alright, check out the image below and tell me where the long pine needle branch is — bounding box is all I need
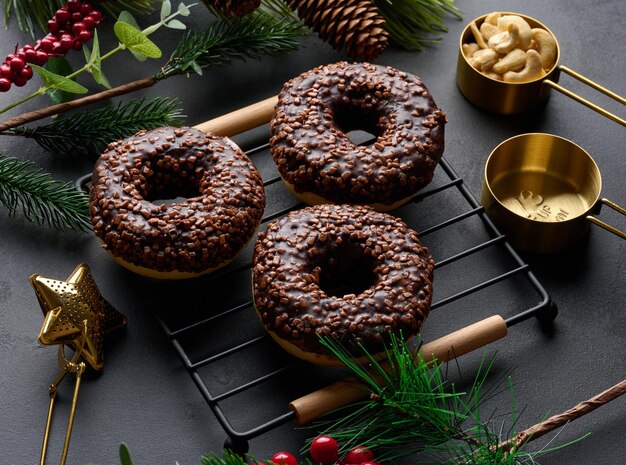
[11,98,185,157]
[0,153,89,230]
[160,9,307,78]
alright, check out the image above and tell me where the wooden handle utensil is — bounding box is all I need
[289,315,508,425]
[193,95,278,137]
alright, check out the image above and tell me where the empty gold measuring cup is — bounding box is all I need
[481,133,626,253]
[457,13,626,126]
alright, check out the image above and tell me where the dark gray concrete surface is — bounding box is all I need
[0,1,624,464]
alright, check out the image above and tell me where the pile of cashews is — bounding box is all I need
[463,12,557,82]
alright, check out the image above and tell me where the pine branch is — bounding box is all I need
[11,98,185,157]
[373,0,463,51]
[3,0,160,36]
[0,153,90,231]
[160,8,307,78]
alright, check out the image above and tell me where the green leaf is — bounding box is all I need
[191,61,203,76]
[178,3,191,16]
[44,57,74,104]
[117,11,148,62]
[166,19,186,30]
[119,443,133,465]
[114,21,162,58]
[31,64,88,94]
[87,31,111,89]
[160,0,172,20]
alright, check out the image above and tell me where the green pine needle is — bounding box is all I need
[12,98,185,157]
[160,8,306,79]
[373,0,463,51]
[311,334,581,464]
[0,152,89,231]
[3,0,160,36]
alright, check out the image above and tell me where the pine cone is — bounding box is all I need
[203,0,261,16]
[287,0,389,60]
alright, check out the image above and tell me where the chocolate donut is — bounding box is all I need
[270,62,446,211]
[252,204,434,365]
[90,127,266,279]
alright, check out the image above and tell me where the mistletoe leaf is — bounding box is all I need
[30,64,88,94]
[178,3,191,16]
[87,31,111,89]
[43,57,74,104]
[119,443,134,465]
[117,11,148,62]
[166,19,186,30]
[114,21,162,58]
[161,0,172,20]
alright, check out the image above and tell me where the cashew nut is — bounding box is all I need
[484,12,501,26]
[497,15,532,50]
[488,23,520,54]
[470,21,488,49]
[503,49,545,82]
[480,22,499,41]
[492,48,527,73]
[469,48,500,71]
[463,42,480,58]
[483,71,502,81]
[532,28,557,70]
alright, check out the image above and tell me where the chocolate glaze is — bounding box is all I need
[90,127,266,274]
[252,204,434,356]
[270,62,446,206]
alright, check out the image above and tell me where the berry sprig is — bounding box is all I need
[0,1,103,92]
[266,436,380,465]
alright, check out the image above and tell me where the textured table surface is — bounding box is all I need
[0,0,624,464]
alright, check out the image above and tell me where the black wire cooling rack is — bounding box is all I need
[79,134,557,453]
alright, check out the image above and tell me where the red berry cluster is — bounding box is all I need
[0,1,103,92]
[264,436,381,465]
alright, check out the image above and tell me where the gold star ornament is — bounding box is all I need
[30,263,127,370]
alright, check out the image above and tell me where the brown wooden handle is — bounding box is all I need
[193,95,278,137]
[288,315,508,425]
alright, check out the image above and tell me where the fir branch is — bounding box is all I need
[373,0,463,51]
[11,98,185,157]
[159,8,307,78]
[3,0,161,36]
[0,153,89,231]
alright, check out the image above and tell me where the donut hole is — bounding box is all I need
[318,240,377,298]
[139,159,203,204]
[331,100,383,146]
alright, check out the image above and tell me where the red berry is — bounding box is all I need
[16,50,26,60]
[359,462,379,465]
[71,11,83,22]
[5,53,16,62]
[13,76,28,87]
[48,18,60,33]
[24,49,37,63]
[73,40,83,50]
[310,436,339,465]
[345,447,375,465]
[19,66,33,80]
[89,10,103,22]
[72,22,86,34]
[40,36,56,53]
[9,57,25,71]
[52,41,63,53]
[35,51,49,65]
[55,8,71,23]
[271,452,298,465]
[82,16,96,30]
[78,30,93,42]
[67,0,81,12]
[0,65,12,78]
[0,78,11,92]
[80,3,93,15]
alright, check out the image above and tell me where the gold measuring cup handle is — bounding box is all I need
[586,198,626,240]
[544,66,626,127]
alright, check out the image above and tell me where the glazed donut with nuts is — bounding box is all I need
[270,62,446,211]
[252,203,435,365]
[90,127,266,279]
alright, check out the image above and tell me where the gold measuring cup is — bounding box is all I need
[457,13,626,126]
[481,133,626,253]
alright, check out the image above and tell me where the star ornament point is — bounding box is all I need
[30,263,127,370]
